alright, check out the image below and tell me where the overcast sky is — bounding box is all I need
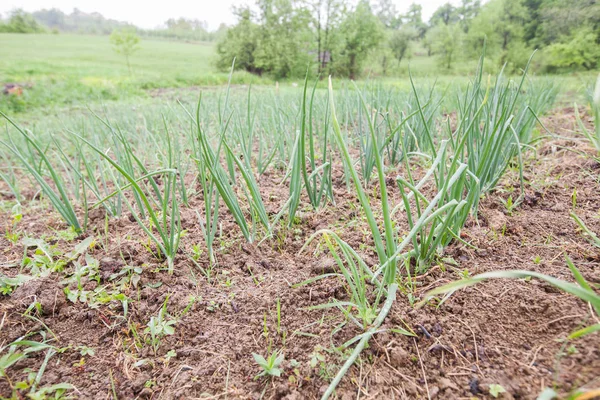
[2,0,464,30]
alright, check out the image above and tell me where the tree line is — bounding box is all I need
[216,0,600,78]
[0,8,224,42]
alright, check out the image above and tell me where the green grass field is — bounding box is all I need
[1,34,216,80]
[0,34,269,112]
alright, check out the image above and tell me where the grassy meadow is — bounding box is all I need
[0,34,269,112]
[0,32,599,399]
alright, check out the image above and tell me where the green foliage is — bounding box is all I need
[5,0,600,79]
[547,27,600,71]
[333,0,384,79]
[216,7,261,74]
[388,26,416,67]
[402,3,427,38]
[252,351,284,378]
[145,296,177,354]
[451,51,537,195]
[76,127,182,272]
[464,0,531,70]
[429,2,460,27]
[288,74,333,224]
[298,231,382,330]
[110,27,141,73]
[0,274,31,295]
[0,112,83,233]
[571,212,600,248]
[526,0,600,49]
[31,7,131,35]
[216,0,384,79]
[216,1,313,79]
[146,17,223,42]
[0,9,46,33]
[373,0,399,28]
[489,384,507,398]
[537,387,600,400]
[427,22,464,69]
[574,75,600,156]
[253,0,314,79]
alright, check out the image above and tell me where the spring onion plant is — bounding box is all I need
[297,230,383,330]
[314,77,481,400]
[184,92,270,243]
[0,111,82,233]
[0,155,21,203]
[574,74,600,157]
[189,116,220,268]
[289,74,333,225]
[571,212,600,248]
[395,141,479,272]
[452,51,534,196]
[75,133,181,273]
[513,78,558,145]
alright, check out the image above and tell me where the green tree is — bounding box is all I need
[159,18,212,41]
[403,3,427,38]
[215,7,261,74]
[373,0,399,28]
[307,0,346,74]
[427,22,463,69]
[253,0,313,78]
[430,3,459,26]
[457,0,480,32]
[0,9,45,33]
[389,26,416,67]
[532,0,600,47]
[110,28,140,74]
[465,0,530,69]
[547,27,600,71]
[32,8,132,35]
[334,0,383,79]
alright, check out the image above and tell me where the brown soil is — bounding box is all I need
[0,108,599,399]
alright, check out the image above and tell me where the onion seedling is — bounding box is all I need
[0,112,82,233]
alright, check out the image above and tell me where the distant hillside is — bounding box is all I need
[0,8,226,41]
[32,8,132,34]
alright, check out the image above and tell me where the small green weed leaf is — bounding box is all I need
[490,384,507,397]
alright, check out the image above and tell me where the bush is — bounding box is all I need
[0,9,46,33]
[547,28,600,71]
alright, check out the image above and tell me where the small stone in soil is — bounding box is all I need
[469,377,481,394]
